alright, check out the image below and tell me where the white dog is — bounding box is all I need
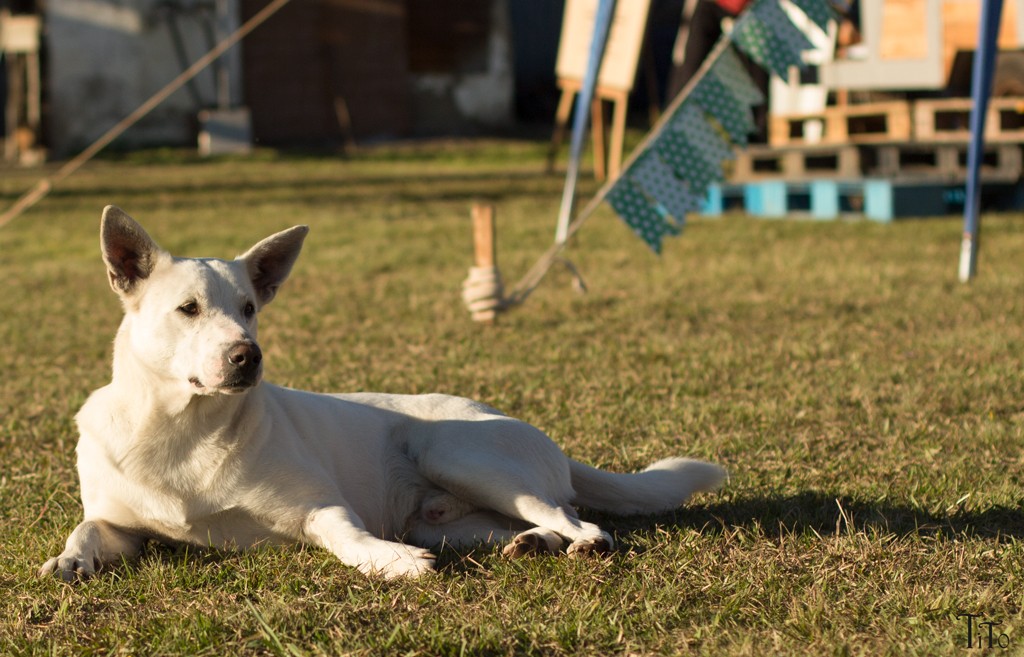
[39,206,726,581]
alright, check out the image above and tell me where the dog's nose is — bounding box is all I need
[226,341,262,370]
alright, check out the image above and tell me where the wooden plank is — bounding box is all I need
[471,203,497,269]
[556,0,652,93]
[770,102,912,146]
[836,101,912,143]
[733,144,862,181]
[914,97,1024,142]
[734,140,1021,182]
[468,203,500,324]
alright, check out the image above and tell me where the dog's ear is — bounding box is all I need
[238,225,309,306]
[101,206,164,296]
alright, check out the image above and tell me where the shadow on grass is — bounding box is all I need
[637,491,1024,541]
[64,491,1024,584]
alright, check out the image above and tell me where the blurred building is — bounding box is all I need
[7,0,533,156]
[3,0,684,158]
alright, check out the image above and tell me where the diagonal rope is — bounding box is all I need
[0,0,294,229]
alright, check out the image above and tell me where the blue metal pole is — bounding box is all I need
[555,0,617,244]
[959,0,1005,282]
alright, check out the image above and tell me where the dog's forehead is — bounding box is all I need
[154,256,254,301]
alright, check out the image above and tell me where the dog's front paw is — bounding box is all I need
[38,552,100,582]
[359,544,436,580]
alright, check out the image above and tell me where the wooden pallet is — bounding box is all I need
[731,142,1023,182]
[769,101,912,147]
[913,97,1024,143]
[733,144,861,180]
[703,178,1024,222]
[868,142,1023,179]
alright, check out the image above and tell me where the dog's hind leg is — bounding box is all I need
[409,419,611,556]
[39,519,145,581]
[410,496,611,557]
[405,510,564,556]
[507,497,613,557]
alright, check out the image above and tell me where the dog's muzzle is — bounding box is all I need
[222,340,263,390]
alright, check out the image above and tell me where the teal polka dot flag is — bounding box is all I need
[654,129,718,200]
[754,0,816,67]
[606,178,680,253]
[650,104,731,199]
[787,0,837,32]
[692,73,756,146]
[714,47,765,106]
[675,103,734,167]
[630,152,703,224]
[732,0,808,80]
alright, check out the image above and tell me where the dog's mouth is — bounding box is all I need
[220,377,259,394]
[189,375,260,395]
[188,376,213,394]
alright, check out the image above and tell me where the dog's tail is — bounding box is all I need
[569,457,727,516]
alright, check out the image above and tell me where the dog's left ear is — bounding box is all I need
[238,225,309,306]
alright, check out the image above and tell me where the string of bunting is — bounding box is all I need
[504,0,845,305]
[606,0,831,252]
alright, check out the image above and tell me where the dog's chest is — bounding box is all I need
[131,447,263,542]
[147,501,281,548]
[79,415,265,546]
[116,468,277,548]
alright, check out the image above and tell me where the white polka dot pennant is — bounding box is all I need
[732,0,810,81]
[787,0,837,32]
[692,72,756,146]
[656,103,733,198]
[713,47,766,107]
[606,177,681,253]
[629,151,703,225]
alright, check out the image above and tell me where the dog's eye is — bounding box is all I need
[178,302,200,317]
[243,302,256,319]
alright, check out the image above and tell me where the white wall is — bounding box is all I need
[46,0,242,155]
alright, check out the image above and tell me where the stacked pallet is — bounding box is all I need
[770,97,1024,147]
[768,100,912,146]
[706,96,1024,222]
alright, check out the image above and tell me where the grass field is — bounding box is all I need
[1,141,1022,656]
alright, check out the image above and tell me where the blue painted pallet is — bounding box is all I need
[702,179,1024,222]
